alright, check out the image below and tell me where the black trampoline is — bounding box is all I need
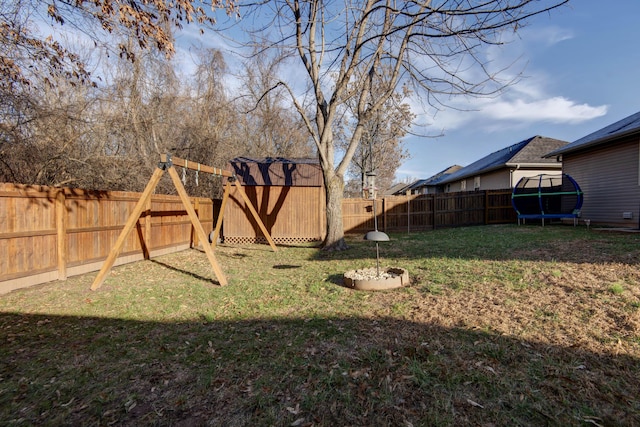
[511,173,583,225]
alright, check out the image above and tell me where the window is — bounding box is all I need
[474,176,481,190]
[460,180,466,190]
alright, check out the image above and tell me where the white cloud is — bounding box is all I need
[408,91,608,137]
[481,97,607,124]
[405,21,605,135]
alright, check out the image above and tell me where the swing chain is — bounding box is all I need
[182,159,188,185]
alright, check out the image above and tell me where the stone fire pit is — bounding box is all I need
[343,267,410,291]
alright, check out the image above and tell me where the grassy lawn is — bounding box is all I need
[1,224,639,426]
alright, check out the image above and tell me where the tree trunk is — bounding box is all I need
[322,171,349,251]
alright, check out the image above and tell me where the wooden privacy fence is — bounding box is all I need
[0,183,213,294]
[343,190,517,234]
[2,183,516,293]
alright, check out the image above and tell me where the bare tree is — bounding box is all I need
[343,69,414,197]
[235,50,315,159]
[220,0,569,250]
[178,48,243,198]
[0,65,103,186]
[94,44,242,197]
[1,0,237,194]
[1,0,235,92]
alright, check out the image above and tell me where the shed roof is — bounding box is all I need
[545,110,640,157]
[438,136,566,184]
[228,157,323,187]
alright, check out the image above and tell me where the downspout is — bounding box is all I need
[510,164,521,188]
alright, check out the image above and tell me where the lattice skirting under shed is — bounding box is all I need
[223,236,321,245]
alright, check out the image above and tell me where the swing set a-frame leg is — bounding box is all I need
[91,164,228,291]
[210,179,278,252]
[233,180,278,251]
[91,167,165,291]
[166,165,227,285]
[210,180,231,249]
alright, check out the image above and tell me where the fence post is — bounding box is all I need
[55,189,67,280]
[382,197,387,232]
[432,193,437,230]
[485,190,489,225]
[406,192,411,234]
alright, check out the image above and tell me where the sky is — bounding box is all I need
[395,0,640,181]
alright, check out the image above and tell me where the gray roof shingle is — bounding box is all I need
[438,136,567,184]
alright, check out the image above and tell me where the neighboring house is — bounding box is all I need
[385,165,463,196]
[544,111,640,227]
[436,136,568,192]
[405,165,464,194]
[384,182,413,196]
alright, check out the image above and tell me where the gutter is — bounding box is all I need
[505,162,562,168]
[545,128,640,158]
[509,164,520,188]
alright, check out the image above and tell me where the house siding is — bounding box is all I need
[509,168,563,189]
[478,170,510,190]
[563,137,640,226]
[444,168,562,192]
[446,181,464,192]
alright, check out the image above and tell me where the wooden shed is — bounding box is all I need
[222,157,326,245]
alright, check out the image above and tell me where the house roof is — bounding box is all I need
[437,136,567,184]
[421,165,464,186]
[401,165,464,191]
[385,165,464,195]
[406,179,429,190]
[384,182,413,195]
[545,110,640,158]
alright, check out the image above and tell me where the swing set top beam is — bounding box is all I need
[160,154,234,178]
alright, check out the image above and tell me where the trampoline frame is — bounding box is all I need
[511,174,583,226]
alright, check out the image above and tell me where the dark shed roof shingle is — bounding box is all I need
[228,157,323,186]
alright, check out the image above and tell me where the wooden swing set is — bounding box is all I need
[90,153,277,291]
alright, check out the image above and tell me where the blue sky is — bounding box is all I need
[396,0,640,181]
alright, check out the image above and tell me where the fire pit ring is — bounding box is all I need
[343,267,410,291]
